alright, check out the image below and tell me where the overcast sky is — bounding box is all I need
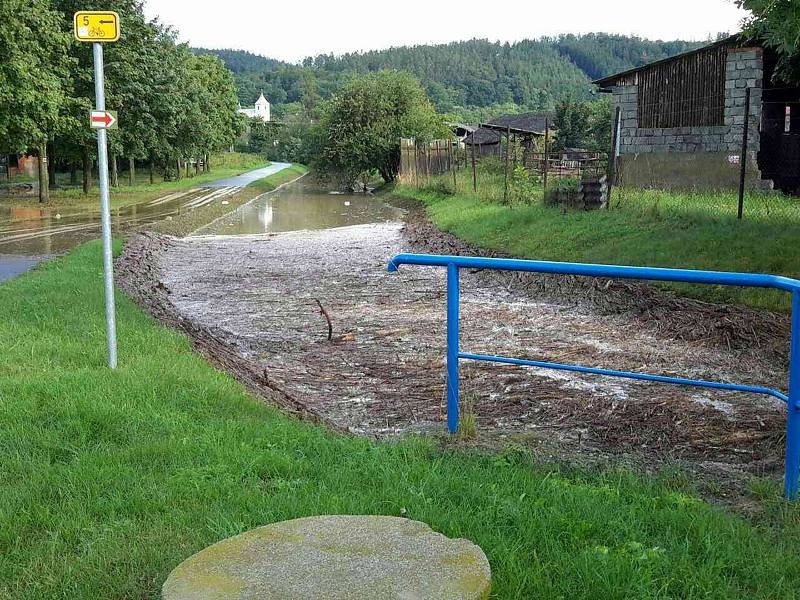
[143,0,748,63]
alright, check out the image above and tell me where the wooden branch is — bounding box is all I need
[314,298,333,341]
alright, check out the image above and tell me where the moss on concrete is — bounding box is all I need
[162,516,491,600]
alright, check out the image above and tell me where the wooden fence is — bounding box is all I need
[400,137,608,197]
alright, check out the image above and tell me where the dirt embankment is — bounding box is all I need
[117,204,792,494]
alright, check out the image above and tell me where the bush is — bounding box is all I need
[507,166,539,206]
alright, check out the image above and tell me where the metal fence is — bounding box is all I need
[388,252,800,500]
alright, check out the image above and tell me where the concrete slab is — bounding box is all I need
[162,515,491,600]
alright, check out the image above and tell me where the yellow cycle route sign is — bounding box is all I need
[73,11,120,43]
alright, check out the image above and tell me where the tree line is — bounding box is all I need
[1,0,243,201]
[205,34,711,119]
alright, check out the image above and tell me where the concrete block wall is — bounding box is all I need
[611,47,763,156]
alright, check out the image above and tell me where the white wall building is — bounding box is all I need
[238,93,271,122]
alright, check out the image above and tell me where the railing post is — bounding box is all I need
[785,291,800,499]
[447,263,460,434]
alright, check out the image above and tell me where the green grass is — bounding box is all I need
[1,153,268,210]
[394,168,800,312]
[2,242,800,598]
[150,163,308,237]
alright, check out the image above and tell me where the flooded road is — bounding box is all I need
[194,178,404,236]
[0,163,293,282]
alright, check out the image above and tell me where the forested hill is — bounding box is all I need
[552,34,707,81]
[190,48,286,74]
[194,34,709,113]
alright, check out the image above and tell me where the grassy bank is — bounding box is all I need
[1,153,268,210]
[393,168,800,312]
[1,243,800,598]
[150,163,308,237]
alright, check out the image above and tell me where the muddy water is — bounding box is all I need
[0,199,200,283]
[0,188,223,258]
[0,171,401,283]
[193,178,404,236]
[0,186,258,283]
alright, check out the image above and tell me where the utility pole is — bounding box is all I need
[75,11,120,369]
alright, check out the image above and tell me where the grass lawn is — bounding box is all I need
[1,243,800,598]
[1,153,268,211]
[149,163,308,237]
[392,168,800,312]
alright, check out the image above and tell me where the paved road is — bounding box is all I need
[206,162,291,188]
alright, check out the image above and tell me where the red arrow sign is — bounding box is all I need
[90,110,117,129]
[92,113,112,126]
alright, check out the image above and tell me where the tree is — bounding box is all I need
[0,0,71,201]
[738,0,800,83]
[45,0,244,187]
[184,53,245,159]
[314,71,448,184]
[553,97,612,152]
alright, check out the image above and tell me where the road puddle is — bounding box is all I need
[0,186,245,281]
[193,178,404,236]
[0,172,402,282]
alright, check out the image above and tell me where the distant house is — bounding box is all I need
[238,92,271,122]
[464,113,555,165]
[2,154,37,179]
[450,123,477,142]
[595,35,800,193]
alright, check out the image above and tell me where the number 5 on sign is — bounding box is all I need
[73,11,120,42]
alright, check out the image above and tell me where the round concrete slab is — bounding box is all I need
[162,515,491,600]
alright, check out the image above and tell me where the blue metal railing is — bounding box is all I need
[388,254,800,499]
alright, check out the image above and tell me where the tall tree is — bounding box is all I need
[314,71,449,184]
[553,97,613,152]
[0,0,71,201]
[738,0,800,83]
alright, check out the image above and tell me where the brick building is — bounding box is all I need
[594,36,800,194]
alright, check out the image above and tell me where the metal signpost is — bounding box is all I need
[74,11,121,369]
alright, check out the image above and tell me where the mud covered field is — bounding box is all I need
[118,206,793,493]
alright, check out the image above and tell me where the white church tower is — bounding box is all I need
[254,92,270,121]
[238,92,271,122]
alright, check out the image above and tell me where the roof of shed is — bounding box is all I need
[593,34,746,87]
[449,123,478,134]
[464,127,502,145]
[482,112,555,135]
